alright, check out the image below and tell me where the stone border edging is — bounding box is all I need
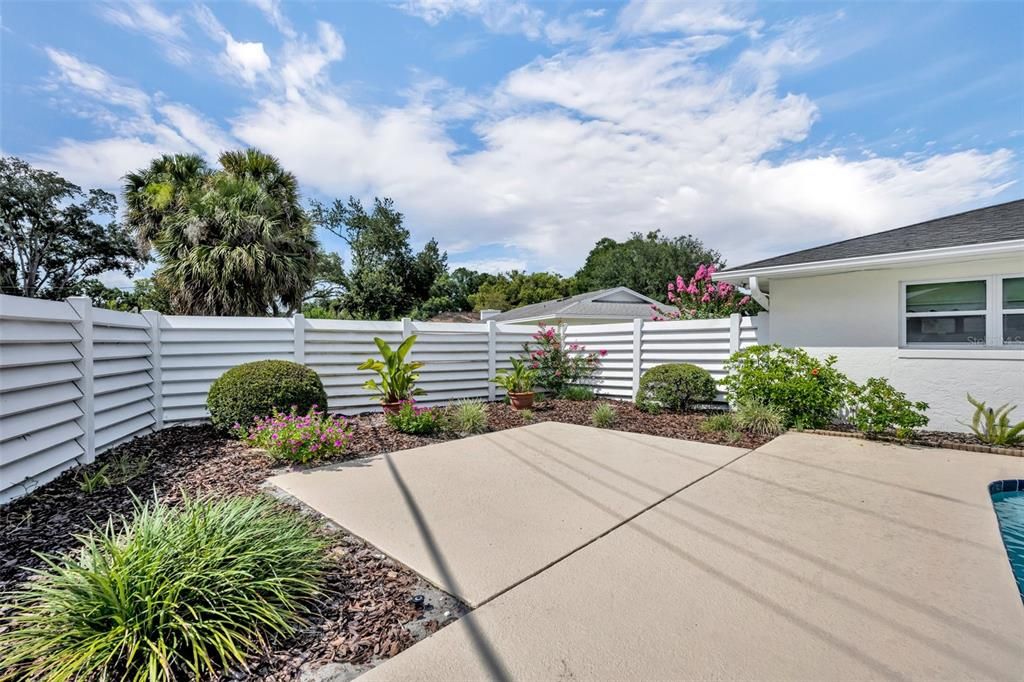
[805,429,1024,458]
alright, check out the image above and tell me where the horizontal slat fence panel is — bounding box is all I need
[1,290,765,504]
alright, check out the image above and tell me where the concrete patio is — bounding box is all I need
[270,425,1024,681]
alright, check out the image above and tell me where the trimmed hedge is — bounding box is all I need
[207,360,327,432]
[636,363,716,412]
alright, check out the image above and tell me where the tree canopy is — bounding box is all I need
[123,149,318,316]
[468,271,575,312]
[573,230,721,301]
[0,156,142,299]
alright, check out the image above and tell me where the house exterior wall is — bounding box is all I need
[767,255,1024,431]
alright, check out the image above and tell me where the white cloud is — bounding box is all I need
[223,35,272,84]
[279,22,345,99]
[98,1,190,64]
[44,48,150,112]
[618,0,758,36]
[400,0,545,39]
[449,257,529,274]
[246,0,296,38]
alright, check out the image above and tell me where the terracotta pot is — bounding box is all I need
[381,401,405,415]
[508,392,535,410]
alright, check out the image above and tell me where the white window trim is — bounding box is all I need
[899,274,1024,350]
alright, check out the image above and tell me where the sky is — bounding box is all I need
[2,0,1022,286]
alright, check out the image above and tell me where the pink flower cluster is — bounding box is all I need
[525,323,605,395]
[236,405,351,464]
[652,263,756,321]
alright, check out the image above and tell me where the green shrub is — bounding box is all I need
[491,357,537,393]
[561,385,596,401]
[963,394,1024,446]
[850,378,929,439]
[519,408,534,422]
[358,336,425,404]
[722,345,853,429]
[636,363,716,413]
[591,403,617,428]
[447,400,489,435]
[207,360,327,433]
[0,495,328,682]
[700,412,738,433]
[735,401,786,437]
[386,401,444,435]
[241,406,352,463]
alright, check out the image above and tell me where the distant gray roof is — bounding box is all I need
[491,287,656,322]
[722,199,1024,273]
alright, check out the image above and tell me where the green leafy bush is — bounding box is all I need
[386,401,444,435]
[358,336,425,404]
[700,412,738,433]
[636,363,716,412]
[735,401,786,437]
[591,402,617,428]
[0,495,328,682]
[447,400,488,435]
[207,360,327,433]
[240,406,352,463]
[963,394,1024,446]
[722,345,853,429]
[491,357,537,393]
[849,378,929,439]
[561,385,596,401]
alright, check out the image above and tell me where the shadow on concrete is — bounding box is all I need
[384,454,511,682]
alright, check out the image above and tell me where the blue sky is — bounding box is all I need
[2,0,1021,284]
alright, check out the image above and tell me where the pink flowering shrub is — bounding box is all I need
[236,405,351,464]
[385,400,444,435]
[525,323,606,397]
[652,263,760,321]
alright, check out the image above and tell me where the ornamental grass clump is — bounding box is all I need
[0,495,329,682]
[447,399,489,436]
[239,405,351,463]
[591,402,618,428]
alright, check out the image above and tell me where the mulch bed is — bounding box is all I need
[807,424,1024,457]
[0,399,765,679]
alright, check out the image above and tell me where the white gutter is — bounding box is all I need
[713,238,1024,283]
[748,276,770,310]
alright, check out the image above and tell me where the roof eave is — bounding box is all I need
[714,239,1024,284]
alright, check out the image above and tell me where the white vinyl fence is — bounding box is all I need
[0,292,765,503]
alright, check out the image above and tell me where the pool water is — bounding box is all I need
[991,481,1024,600]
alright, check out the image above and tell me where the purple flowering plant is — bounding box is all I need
[234,404,351,464]
[385,399,444,435]
[652,263,760,321]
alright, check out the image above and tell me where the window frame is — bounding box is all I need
[899,274,1024,349]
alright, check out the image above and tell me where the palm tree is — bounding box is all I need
[123,149,318,316]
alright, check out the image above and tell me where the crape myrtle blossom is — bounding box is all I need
[652,263,759,321]
[524,323,605,396]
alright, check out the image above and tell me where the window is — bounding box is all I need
[901,275,1024,348]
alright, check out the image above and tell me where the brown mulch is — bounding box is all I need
[486,398,775,450]
[0,399,766,679]
[807,424,1024,457]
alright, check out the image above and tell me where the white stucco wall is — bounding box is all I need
[767,255,1024,432]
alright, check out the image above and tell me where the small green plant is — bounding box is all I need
[359,336,426,404]
[963,394,1024,446]
[76,464,110,493]
[850,378,929,439]
[591,402,617,428]
[491,357,537,394]
[722,345,855,429]
[386,401,444,435]
[561,385,595,401]
[700,412,738,433]
[636,363,717,413]
[107,451,150,484]
[519,408,534,422]
[735,401,786,437]
[724,430,744,444]
[207,360,327,433]
[447,400,489,435]
[239,406,352,463]
[0,495,328,682]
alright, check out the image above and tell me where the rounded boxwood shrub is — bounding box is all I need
[721,345,854,429]
[207,359,327,432]
[0,495,329,681]
[636,363,717,412]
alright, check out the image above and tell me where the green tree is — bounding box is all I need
[1,156,143,299]
[83,275,173,313]
[309,196,446,320]
[124,149,318,316]
[573,230,721,301]
[412,267,496,319]
[468,271,574,311]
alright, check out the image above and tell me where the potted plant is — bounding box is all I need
[492,357,538,410]
[358,336,425,413]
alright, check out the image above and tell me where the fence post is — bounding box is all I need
[487,320,497,401]
[631,318,643,399]
[293,313,306,365]
[68,297,95,464]
[729,313,741,355]
[142,310,164,431]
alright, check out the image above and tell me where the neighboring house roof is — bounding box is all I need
[426,311,478,323]
[718,199,1024,281]
[491,287,659,323]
